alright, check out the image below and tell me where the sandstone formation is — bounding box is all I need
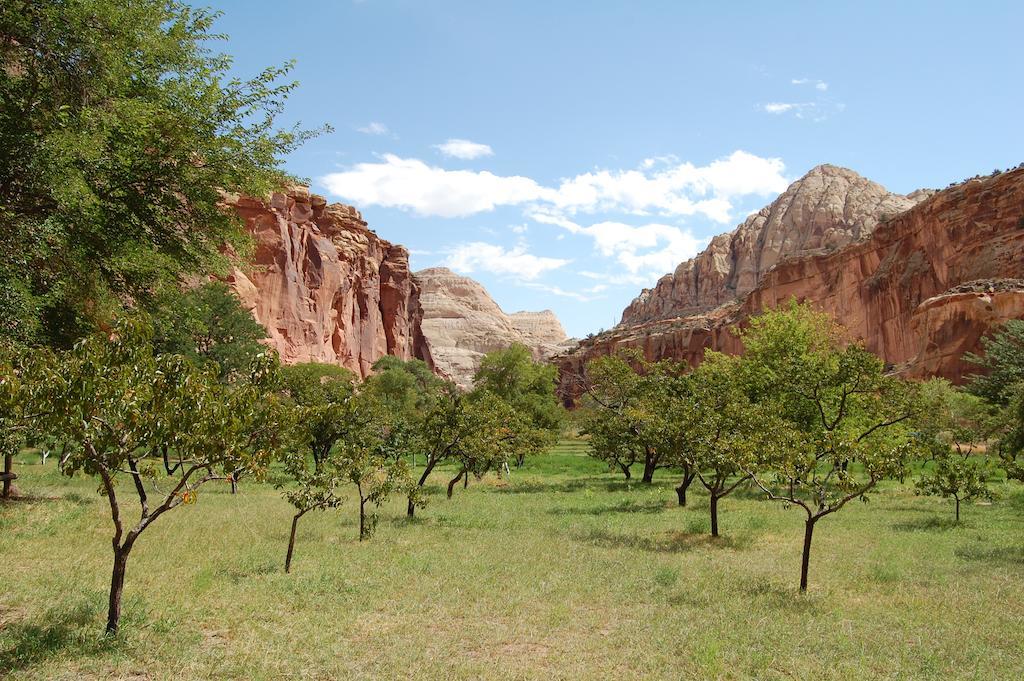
[559,167,1024,400]
[621,164,924,324]
[414,267,570,388]
[225,188,431,378]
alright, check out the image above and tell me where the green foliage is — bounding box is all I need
[333,393,418,540]
[0,0,321,347]
[27,315,287,631]
[151,281,268,382]
[473,343,563,464]
[965,320,1024,405]
[279,362,356,473]
[579,350,675,482]
[916,453,995,521]
[737,301,922,590]
[365,355,447,418]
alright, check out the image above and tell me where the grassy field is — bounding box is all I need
[2,440,1023,680]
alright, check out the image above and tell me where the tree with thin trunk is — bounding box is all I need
[41,318,285,634]
[738,302,921,592]
[336,393,418,540]
[681,354,781,537]
[0,347,54,499]
[580,351,671,483]
[914,379,997,522]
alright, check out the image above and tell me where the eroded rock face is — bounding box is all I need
[414,268,570,388]
[559,167,1024,400]
[225,188,431,378]
[621,165,924,323]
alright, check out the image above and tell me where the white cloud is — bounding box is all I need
[760,101,842,121]
[321,150,788,222]
[434,138,494,160]
[763,102,799,114]
[321,154,546,218]
[532,213,707,277]
[523,282,607,302]
[791,78,828,91]
[510,224,528,234]
[443,241,569,280]
[356,121,390,135]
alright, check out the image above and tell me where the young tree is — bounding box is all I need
[739,302,921,592]
[965,320,1024,405]
[913,380,997,521]
[580,351,668,483]
[0,346,53,498]
[335,393,418,540]
[473,344,562,466]
[681,354,775,537]
[40,318,286,634]
[280,363,356,472]
[0,0,320,347]
[152,282,269,383]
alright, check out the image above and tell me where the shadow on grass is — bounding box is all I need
[573,528,752,553]
[891,515,962,532]
[495,477,673,495]
[738,577,822,612]
[0,594,125,675]
[954,544,1024,566]
[548,498,667,517]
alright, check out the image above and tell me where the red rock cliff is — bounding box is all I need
[224,187,432,378]
[559,167,1024,399]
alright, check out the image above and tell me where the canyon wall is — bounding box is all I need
[415,267,571,389]
[559,167,1024,399]
[224,187,431,378]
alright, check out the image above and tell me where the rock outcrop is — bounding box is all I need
[621,165,924,324]
[225,188,431,378]
[559,166,1024,400]
[414,267,570,388]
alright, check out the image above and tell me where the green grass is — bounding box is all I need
[2,441,1023,679]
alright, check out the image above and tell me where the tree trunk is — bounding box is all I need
[409,458,439,518]
[710,494,719,537]
[285,512,301,573]
[447,469,465,499]
[799,518,815,592]
[463,471,469,489]
[619,462,631,480]
[955,496,960,522]
[106,548,129,635]
[230,476,238,495]
[2,452,13,499]
[675,471,695,507]
[641,451,656,484]
[359,497,366,541]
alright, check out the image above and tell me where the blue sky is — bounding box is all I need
[207,0,1023,337]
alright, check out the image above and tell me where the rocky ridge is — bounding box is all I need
[224,187,431,378]
[621,164,925,324]
[558,166,1024,400]
[414,267,571,388]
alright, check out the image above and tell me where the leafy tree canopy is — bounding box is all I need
[0,0,320,347]
[965,320,1024,405]
[151,281,268,382]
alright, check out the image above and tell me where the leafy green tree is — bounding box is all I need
[916,452,995,522]
[739,302,921,592]
[335,393,418,540]
[0,346,54,498]
[37,317,286,633]
[580,351,669,483]
[366,355,446,417]
[0,0,319,347]
[152,282,268,382]
[965,320,1024,405]
[995,387,1024,483]
[912,379,998,521]
[280,363,356,472]
[473,343,562,466]
[442,392,540,499]
[681,354,777,537]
